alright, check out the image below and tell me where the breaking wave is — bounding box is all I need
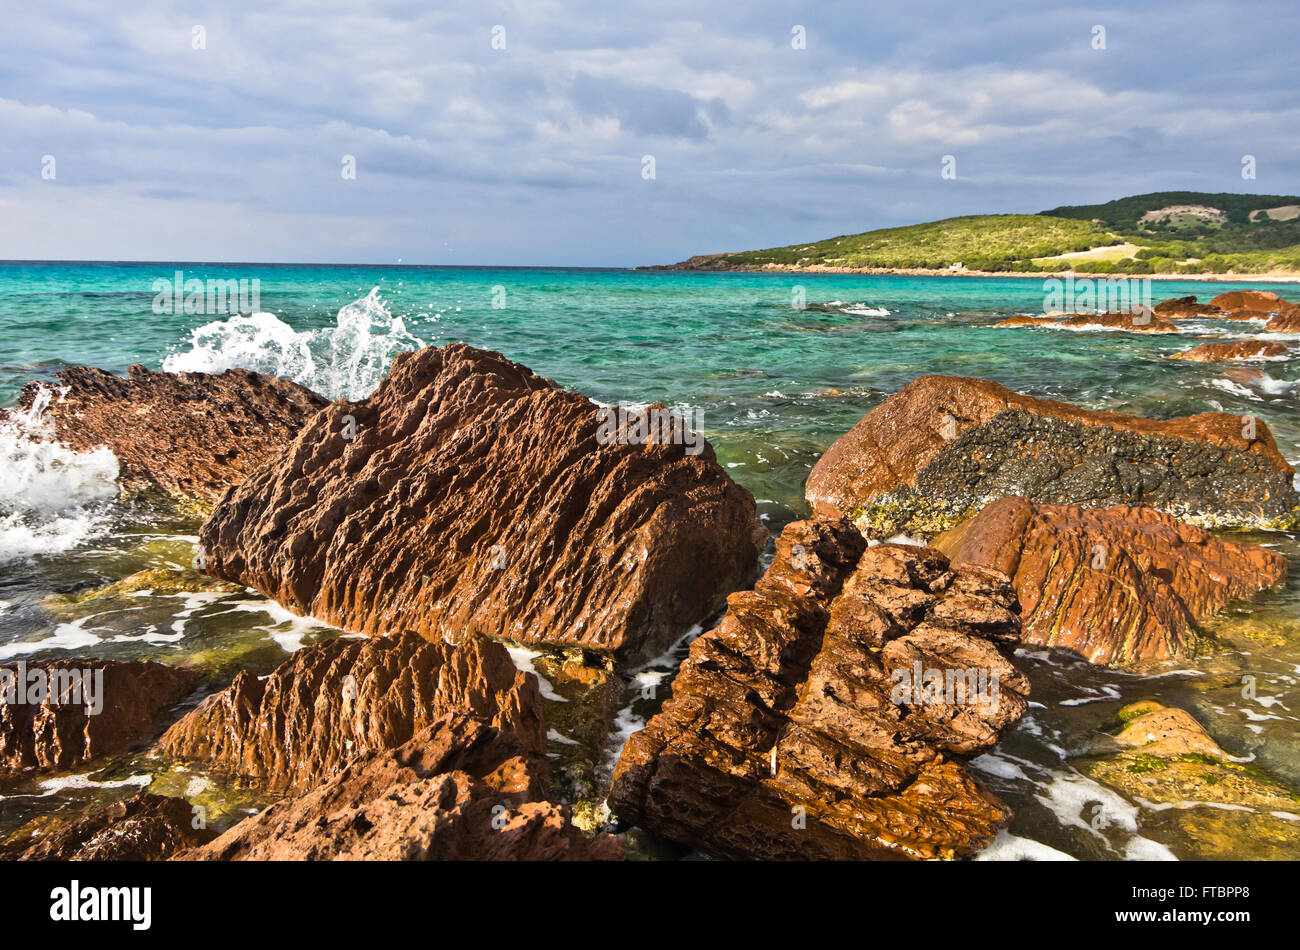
[163,288,426,401]
[0,386,120,564]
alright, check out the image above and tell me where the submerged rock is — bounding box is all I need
[608,520,1028,860]
[1079,701,1300,860]
[805,375,1299,537]
[0,659,198,773]
[197,343,765,664]
[12,364,328,502]
[992,312,1178,333]
[1170,340,1288,362]
[176,713,622,861]
[934,498,1286,666]
[5,793,214,861]
[158,632,545,794]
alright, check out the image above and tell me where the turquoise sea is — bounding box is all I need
[2,262,1299,858]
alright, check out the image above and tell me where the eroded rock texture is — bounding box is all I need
[805,375,1298,536]
[934,497,1287,665]
[198,343,765,663]
[0,659,198,773]
[177,713,622,861]
[608,520,1028,860]
[158,632,544,793]
[13,365,327,502]
[6,793,214,861]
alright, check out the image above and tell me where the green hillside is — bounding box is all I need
[677,192,1300,275]
[709,214,1117,272]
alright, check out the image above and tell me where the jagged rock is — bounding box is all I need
[176,713,622,861]
[608,520,1028,860]
[10,365,327,502]
[0,659,198,773]
[993,312,1178,333]
[1209,290,1289,315]
[5,793,214,860]
[1265,303,1300,333]
[933,497,1287,665]
[1170,340,1288,362]
[197,343,765,664]
[158,632,545,793]
[805,375,1298,537]
[1154,295,1224,319]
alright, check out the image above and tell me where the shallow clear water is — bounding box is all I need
[1,262,1297,858]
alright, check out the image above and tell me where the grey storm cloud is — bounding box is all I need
[568,73,729,141]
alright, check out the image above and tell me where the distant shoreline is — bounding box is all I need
[638,261,1300,283]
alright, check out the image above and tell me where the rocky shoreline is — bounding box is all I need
[3,291,1299,861]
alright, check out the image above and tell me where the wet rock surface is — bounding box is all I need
[198,343,765,664]
[0,659,198,773]
[934,497,1287,665]
[4,793,214,861]
[1209,289,1289,315]
[608,519,1028,860]
[158,632,545,793]
[1154,295,1224,319]
[13,364,328,502]
[177,713,622,861]
[805,375,1298,537]
[1171,340,1289,362]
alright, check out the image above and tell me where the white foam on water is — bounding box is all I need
[0,615,105,659]
[505,645,567,702]
[0,386,120,564]
[222,596,335,653]
[975,829,1076,861]
[163,288,426,401]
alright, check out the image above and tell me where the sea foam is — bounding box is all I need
[163,288,426,401]
[0,386,119,564]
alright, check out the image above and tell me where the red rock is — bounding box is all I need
[1154,296,1224,319]
[158,632,544,793]
[5,793,214,861]
[1058,311,1178,333]
[805,375,1298,536]
[1209,290,1289,315]
[176,713,622,861]
[933,497,1287,665]
[992,315,1064,328]
[1265,303,1300,333]
[10,365,327,502]
[197,343,765,664]
[608,520,1027,860]
[1171,340,1289,362]
[0,659,198,773]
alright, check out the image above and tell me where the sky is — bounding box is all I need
[1,0,1297,266]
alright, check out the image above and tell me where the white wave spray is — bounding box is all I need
[0,386,120,564]
[162,288,426,401]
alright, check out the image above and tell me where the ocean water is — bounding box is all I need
[2,261,1299,858]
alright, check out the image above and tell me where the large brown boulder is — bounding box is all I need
[176,713,622,861]
[805,375,1298,537]
[933,497,1287,665]
[1170,340,1289,362]
[608,520,1028,860]
[11,365,327,502]
[196,343,765,664]
[1058,311,1178,333]
[5,793,214,861]
[0,659,198,773]
[1209,290,1288,315]
[158,632,544,793]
